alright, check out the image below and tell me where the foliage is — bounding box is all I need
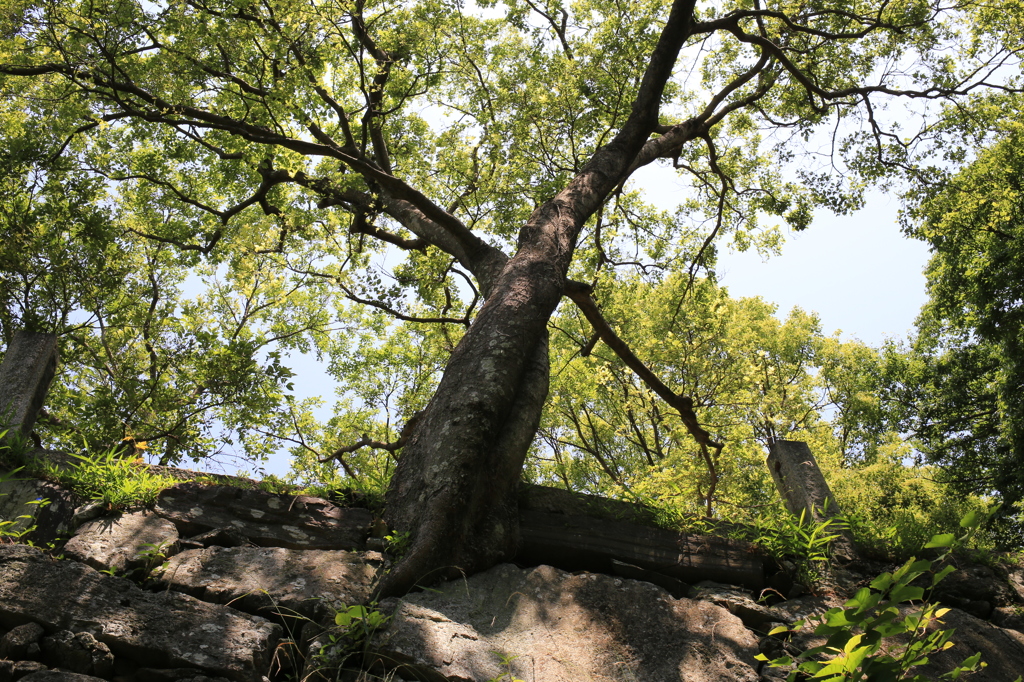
[758,510,1010,682]
[487,653,525,682]
[314,603,392,676]
[34,446,180,508]
[536,273,874,509]
[748,508,845,585]
[881,121,1024,540]
[0,0,1020,576]
[828,445,993,558]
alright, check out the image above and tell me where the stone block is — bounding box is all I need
[64,511,179,576]
[370,562,761,682]
[40,631,114,678]
[0,622,44,660]
[156,546,381,621]
[518,509,765,590]
[5,660,47,682]
[154,483,371,550]
[766,440,857,561]
[20,673,107,682]
[0,544,280,682]
[0,331,59,446]
[0,477,79,546]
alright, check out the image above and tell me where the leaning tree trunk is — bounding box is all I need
[375,0,697,599]
[377,249,560,598]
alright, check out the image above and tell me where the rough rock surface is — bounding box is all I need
[690,581,793,631]
[40,631,114,678]
[157,546,381,620]
[64,512,180,575]
[0,544,280,682]
[20,673,108,682]
[1,659,48,681]
[372,563,761,682]
[0,475,80,545]
[1007,566,1024,603]
[919,607,1024,681]
[932,564,1014,619]
[154,483,372,550]
[0,622,45,660]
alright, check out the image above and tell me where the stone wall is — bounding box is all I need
[3,475,1024,682]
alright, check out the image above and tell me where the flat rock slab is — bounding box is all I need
[918,607,1024,681]
[372,563,760,682]
[19,672,108,682]
[155,483,372,550]
[64,511,179,574]
[0,544,280,682]
[157,546,382,621]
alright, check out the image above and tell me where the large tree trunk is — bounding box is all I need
[375,0,697,599]
[378,253,558,597]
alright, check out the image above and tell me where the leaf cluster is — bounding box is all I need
[758,510,1005,682]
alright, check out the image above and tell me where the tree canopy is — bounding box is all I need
[1,0,1021,592]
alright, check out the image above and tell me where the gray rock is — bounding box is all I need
[0,544,280,682]
[154,483,371,550]
[933,564,1014,609]
[40,631,113,678]
[691,581,793,631]
[0,661,42,682]
[917,607,1024,681]
[0,476,79,545]
[156,546,382,621]
[135,669,231,682]
[19,673,107,682]
[1006,566,1024,603]
[371,563,761,682]
[992,605,1024,631]
[0,330,58,446]
[5,661,47,682]
[69,502,107,530]
[64,512,179,575]
[0,622,45,659]
[186,528,248,548]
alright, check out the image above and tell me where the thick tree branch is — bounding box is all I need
[563,280,722,451]
[320,410,423,462]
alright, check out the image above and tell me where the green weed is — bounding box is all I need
[759,508,1021,682]
[39,445,179,508]
[487,653,525,682]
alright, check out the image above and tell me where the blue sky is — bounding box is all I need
[716,189,931,347]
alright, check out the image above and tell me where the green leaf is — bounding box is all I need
[959,510,984,529]
[924,533,956,549]
[932,564,957,587]
[890,585,926,603]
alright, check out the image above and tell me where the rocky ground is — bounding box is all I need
[3,474,1024,682]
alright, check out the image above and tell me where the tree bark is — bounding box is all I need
[375,0,697,599]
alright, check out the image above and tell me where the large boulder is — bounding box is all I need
[156,546,382,621]
[154,483,372,550]
[63,511,179,575]
[919,606,1024,681]
[0,544,280,682]
[369,563,761,682]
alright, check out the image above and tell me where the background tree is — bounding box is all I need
[0,0,1019,595]
[875,116,1024,541]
